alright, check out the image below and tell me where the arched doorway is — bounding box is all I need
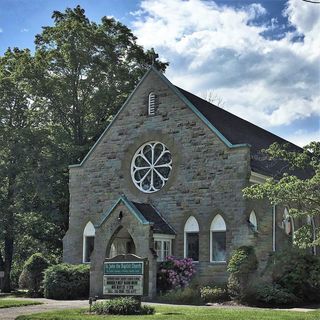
[106,226,136,258]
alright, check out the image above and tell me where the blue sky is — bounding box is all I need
[0,0,319,146]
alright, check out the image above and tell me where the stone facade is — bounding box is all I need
[63,68,307,298]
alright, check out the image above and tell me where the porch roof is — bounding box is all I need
[131,201,176,235]
[97,195,176,236]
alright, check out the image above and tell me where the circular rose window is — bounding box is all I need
[131,141,172,193]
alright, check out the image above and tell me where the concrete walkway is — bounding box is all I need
[0,298,319,320]
[0,298,88,320]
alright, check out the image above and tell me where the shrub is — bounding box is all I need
[200,285,228,303]
[227,246,258,302]
[18,269,29,290]
[43,263,90,300]
[18,253,49,297]
[227,274,241,299]
[157,256,196,292]
[241,248,320,306]
[227,246,258,275]
[158,287,201,305]
[92,297,154,315]
[254,283,300,305]
[267,248,320,303]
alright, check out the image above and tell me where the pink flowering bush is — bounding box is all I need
[157,256,196,292]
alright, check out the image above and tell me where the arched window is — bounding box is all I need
[283,207,294,236]
[184,216,199,261]
[249,210,258,232]
[148,92,156,115]
[210,214,226,262]
[83,221,95,263]
[307,216,317,255]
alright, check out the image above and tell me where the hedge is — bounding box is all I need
[92,297,155,315]
[43,263,90,300]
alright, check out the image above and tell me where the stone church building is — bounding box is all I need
[63,67,316,298]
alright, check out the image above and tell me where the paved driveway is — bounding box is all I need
[0,298,88,320]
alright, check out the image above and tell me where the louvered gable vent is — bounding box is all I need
[148,92,156,115]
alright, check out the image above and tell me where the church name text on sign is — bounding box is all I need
[103,261,144,296]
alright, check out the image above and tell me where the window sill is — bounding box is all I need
[83,261,91,264]
[210,261,227,265]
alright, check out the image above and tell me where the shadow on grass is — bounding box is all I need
[162,312,184,315]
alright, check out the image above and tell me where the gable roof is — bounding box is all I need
[97,195,150,227]
[97,195,175,235]
[131,202,176,235]
[69,66,249,169]
[70,66,306,178]
[175,87,308,178]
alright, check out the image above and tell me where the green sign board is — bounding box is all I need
[104,262,143,276]
[103,255,148,296]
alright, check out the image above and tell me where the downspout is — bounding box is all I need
[272,204,276,252]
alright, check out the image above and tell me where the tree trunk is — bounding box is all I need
[2,171,16,293]
[0,251,4,270]
[3,236,14,292]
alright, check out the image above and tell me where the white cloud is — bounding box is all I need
[0,28,3,33]
[285,129,320,147]
[20,28,29,33]
[284,0,320,35]
[132,0,320,145]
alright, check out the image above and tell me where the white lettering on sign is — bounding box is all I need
[103,275,143,295]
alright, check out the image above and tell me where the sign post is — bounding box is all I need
[103,254,148,297]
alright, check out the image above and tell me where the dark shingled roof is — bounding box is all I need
[176,86,310,178]
[131,202,176,235]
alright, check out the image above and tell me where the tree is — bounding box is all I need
[0,48,47,291]
[243,141,320,249]
[0,6,168,291]
[32,5,168,234]
[33,5,167,160]
[204,90,227,109]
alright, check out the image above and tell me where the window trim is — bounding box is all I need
[83,221,95,263]
[153,234,175,262]
[131,141,172,193]
[249,210,258,232]
[210,214,227,263]
[283,207,295,237]
[184,216,200,262]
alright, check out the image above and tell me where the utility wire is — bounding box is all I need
[301,0,320,4]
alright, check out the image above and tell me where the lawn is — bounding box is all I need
[16,305,320,320]
[0,299,42,309]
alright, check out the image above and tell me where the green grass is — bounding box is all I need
[0,299,42,308]
[16,305,320,320]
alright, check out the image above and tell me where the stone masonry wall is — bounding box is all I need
[63,69,263,291]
